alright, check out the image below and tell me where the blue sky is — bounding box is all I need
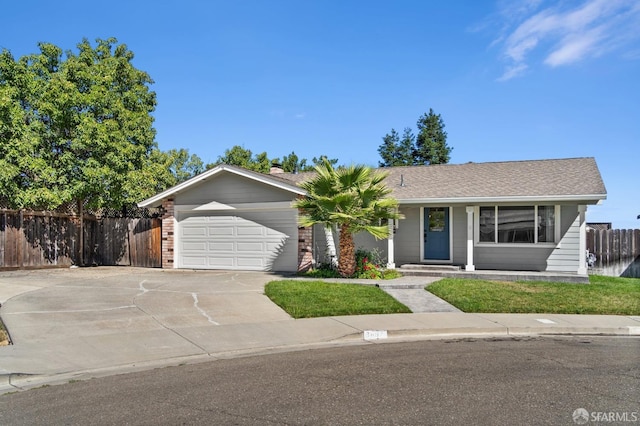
[2,0,639,228]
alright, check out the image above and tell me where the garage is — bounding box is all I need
[138,164,307,272]
[177,209,298,271]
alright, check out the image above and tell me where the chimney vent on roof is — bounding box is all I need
[400,174,405,187]
[270,164,284,174]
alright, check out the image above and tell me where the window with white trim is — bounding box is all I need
[478,205,557,244]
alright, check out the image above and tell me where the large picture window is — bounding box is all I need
[478,205,556,244]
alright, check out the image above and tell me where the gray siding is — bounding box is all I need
[310,203,584,273]
[451,206,467,265]
[175,172,296,206]
[312,224,335,266]
[474,246,552,271]
[473,204,580,272]
[312,225,389,265]
[545,205,580,272]
[394,206,422,264]
[393,206,466,265]
[353,232,387,260]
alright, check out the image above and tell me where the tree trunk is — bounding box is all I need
[324,225,337,268]
[337,223,356,277]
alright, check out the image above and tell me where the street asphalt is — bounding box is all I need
[0,267,638,394]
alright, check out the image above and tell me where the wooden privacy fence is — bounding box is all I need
[0,210,161,269]
[586,228,640,277]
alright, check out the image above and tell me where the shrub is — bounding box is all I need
[302,264,341,279]
[302,248,400,280]
[355,248,383,279]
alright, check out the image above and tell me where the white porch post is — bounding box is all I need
[465,206,475,271]
[577,205,587,275]
[387,219,395,269]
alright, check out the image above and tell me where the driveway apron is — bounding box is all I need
[0,268,293,375]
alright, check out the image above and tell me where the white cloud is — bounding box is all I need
[544,27,603,66]
[497,63,528,81]
[489,0,640,80]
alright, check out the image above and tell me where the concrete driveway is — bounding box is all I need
[0,267,318,375]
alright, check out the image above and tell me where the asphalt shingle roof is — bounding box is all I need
[277,157,606,202]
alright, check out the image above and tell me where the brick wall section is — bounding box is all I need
[161,198,175,268]
[297,226,313,272]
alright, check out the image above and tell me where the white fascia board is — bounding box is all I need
[397,194,607,205]
[138,164,306,208]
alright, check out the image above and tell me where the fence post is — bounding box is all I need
[78,200,84,266]
[18,209,24,268]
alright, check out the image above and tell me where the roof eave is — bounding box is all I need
[397,194,607,205]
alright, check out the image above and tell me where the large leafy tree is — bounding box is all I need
[212,146,340,174]
[153,148,205,184]
[277,151,338,173]
[279,151,308,173]
[0,38,170,210]
[378,109,452,167]
[209,145,271,173]
[293,159,402,277]
[166,148,205,184]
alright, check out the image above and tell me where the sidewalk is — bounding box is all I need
[0,270,639,394]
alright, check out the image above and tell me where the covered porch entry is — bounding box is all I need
[385,204,590,276]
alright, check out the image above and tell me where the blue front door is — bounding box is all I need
[424,207,450,261]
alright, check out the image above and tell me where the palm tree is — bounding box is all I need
[293,159,403,277]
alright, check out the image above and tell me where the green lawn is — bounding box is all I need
[265,280,411,319]
[427,275,640,315]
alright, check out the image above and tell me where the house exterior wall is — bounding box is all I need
[161,198,175,269]
[451,206,467,264]
[545,205,580,272]
[390,205,467,265]
[174,173,295,206]
[311,224,327,265]
[473,204,579,271]
[170,172,302,272]
[297,226,313,272]
[353,231,387,259]
[394,206,421,265]
[473,244,551,270]
[347,203,583,273]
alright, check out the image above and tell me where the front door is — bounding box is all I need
[424,207,450,261]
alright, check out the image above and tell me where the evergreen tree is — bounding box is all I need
[378,129,400,167]
[377,108,452,167]
[414,108,452,165]
[397,128,416,165]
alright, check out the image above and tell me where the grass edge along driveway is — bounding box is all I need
[427,275,640,315]
[265,280,411,319]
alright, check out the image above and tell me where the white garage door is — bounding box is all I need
[178,210,298,271]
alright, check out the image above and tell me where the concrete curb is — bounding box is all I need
[1,318,638,395]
